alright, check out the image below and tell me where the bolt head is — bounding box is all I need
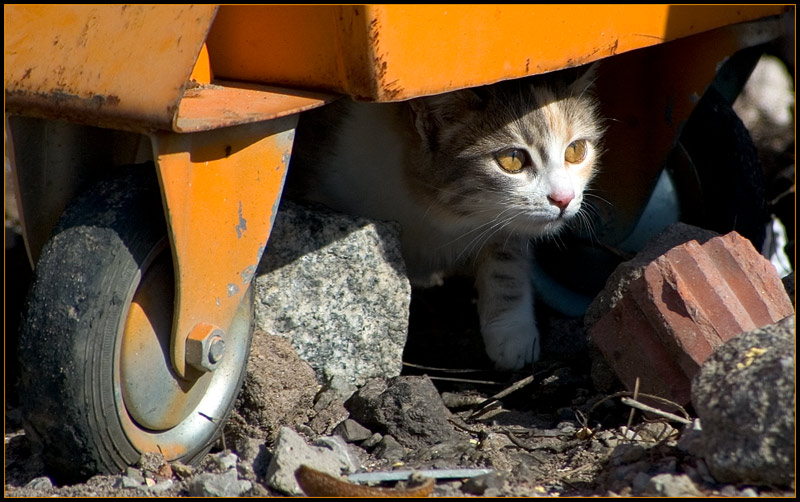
[208,336,226,364]
[186,324,226,372]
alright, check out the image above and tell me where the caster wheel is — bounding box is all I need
[18,165,253,482]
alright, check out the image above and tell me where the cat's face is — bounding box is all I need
[407,67,603,242]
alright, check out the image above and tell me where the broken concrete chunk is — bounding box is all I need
[587,228,793,404]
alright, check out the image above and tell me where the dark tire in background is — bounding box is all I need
[670,86,768,252]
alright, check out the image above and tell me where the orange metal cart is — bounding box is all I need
[4,4,792,479]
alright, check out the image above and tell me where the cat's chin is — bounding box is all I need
[518,218,569,238]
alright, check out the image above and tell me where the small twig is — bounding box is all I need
[467,375,535,420]
[402,361,496,374]
[626,377,640,431]
[619,397,692,425]
[426,375,505,386]
[448,417,482,435]
[493,374,536,400]
[588,390,692,422]
[501,426,569,438]
[504,432,547,460]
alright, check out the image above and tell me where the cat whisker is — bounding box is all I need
[583,191,613,208]
[573,208,599,244]
[457,209,522,264]
[448,212,506,258]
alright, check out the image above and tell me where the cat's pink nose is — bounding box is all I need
[548,190,574,210]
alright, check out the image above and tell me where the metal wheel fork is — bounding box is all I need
[150,117,297,380]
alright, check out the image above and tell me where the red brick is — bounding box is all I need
[589,231,793,405]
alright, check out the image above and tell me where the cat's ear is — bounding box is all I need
[571,61,601,95]
[409,89,484,143]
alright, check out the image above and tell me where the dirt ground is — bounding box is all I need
[3,276,795,497]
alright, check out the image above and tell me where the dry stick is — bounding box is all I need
[620,397,692,425]
[504,431,547,461]
[448,417,483,435]
[626,377,641,432]
[427,375,506,386]
[467,374,535,420]
[402,361,508,385]
[588,390,692,422]
[402,361,494,373]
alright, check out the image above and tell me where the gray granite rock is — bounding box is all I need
[111,476,141,489]
[361,432,383,450]
[124,467,145,485]
[187,451,252,496]
[145,479,174,494]
[207,451,239,472]
[265,427,359,496]
[255,199,411,386]
[187,470,252,497]
[691,315,795,486]
[643,473,703,497]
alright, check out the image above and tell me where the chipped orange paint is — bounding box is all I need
[151,116,297,378]
[4,4,217,131]
[175,79,335,132]
[206,4,790,102]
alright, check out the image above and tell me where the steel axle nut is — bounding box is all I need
[186,323,226,372]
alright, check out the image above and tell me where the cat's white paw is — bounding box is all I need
[408,270,446,288]
[481,318,541,370]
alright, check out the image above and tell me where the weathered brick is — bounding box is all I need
[588,231,793,405]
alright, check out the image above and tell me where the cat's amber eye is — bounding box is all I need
[495,149,528,173]
[564,140,587,164]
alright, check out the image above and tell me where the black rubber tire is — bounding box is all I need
[672,86,768,250]
[17,164,252,483]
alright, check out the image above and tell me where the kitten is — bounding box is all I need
[286,65,604,370]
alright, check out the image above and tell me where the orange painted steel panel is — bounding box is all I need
[4,4,217,131]
[152,116,297,378]
[206,4,790,102]
[176,79,336,132]
[189,43,214,85]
